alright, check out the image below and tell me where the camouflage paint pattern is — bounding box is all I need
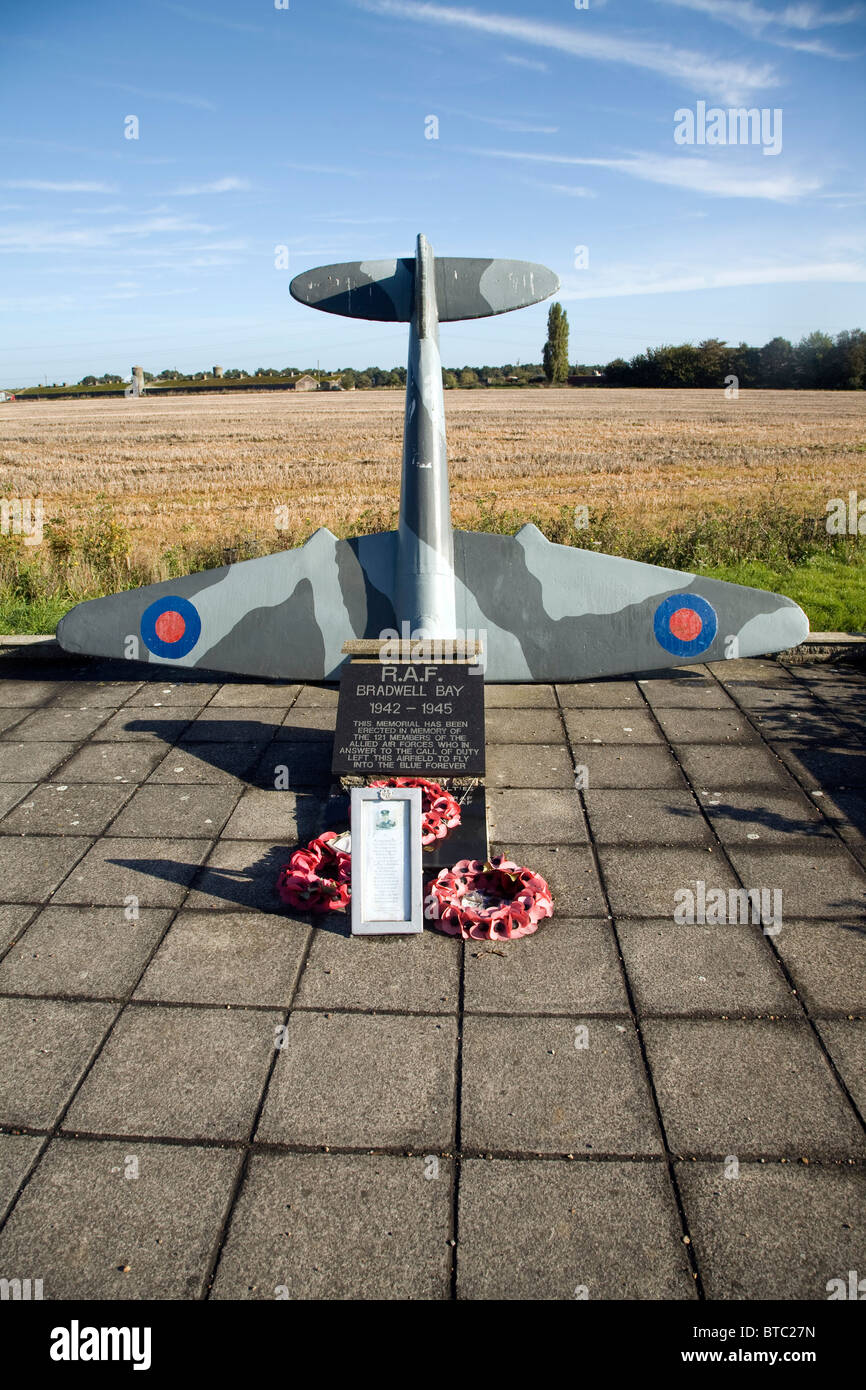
[57,233,809,680]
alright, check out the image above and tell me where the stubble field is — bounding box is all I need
[0,387,864,631]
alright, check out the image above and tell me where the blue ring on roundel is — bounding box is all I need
[653,593,718,658]
[140,595,202,659]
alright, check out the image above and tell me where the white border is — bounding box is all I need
[350,786,423,935]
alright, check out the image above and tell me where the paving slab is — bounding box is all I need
[109,784,241,838]
[674,743,797,791]
[584,789,713,845]
[639,679,735,710]
[643,1020,866,1157]
[0,708,37,735]
[276,708,337,740]
[457,1159,695,1300]
[556,681,643,708]
[148,741,268,785]
[58,741,167,784]
[460,1015,662,1156]
[52,836,211,908]
[2,707,111,742]
[488,844,607,916]
[122,681,218,708]
[292,685,339,709]
[724,841,866,920]
[0,906,171,999]
[0,782,35,820]
[617,920,793,1016]
[0,679,62,706]
[485,709,564,744]
[0,904,37,955]
[676,1161,866,1301]
[251,741,334,790]
[817,790,866,847]
[295,925,460,1014]
[773,922,866,1015]
[54,680,142,708]
[772,741,866,790]
[209,682,301,707]
[695,788,833,844]
[487,789,587,844]
[596,845,739,919]
[485,742,575,788]
[182,839,290,913]
[0,1138,243,1299]
[221,787,325,841]
[463,919,628,1016]
[91,711,193,743]
[573,745,688,790]
[135,910,309,1007]
[485,684,557,707]
[0,781,134,836]
[65,1004,280,1141]
[0,996,118,1128]
[0,834,92,904]
[0,741,77,782]
[0,1133,44,1222]
[653,709,760,744]
[564,709,666,746]
[749,705,854,744]
[210,1152,452,1300]
[815,1020,866,1116]
[257,1011,458,1150]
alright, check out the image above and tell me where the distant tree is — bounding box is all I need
[223,368,244,379]
[695,338,728,387]
[759,337,794,388]
[79,375,97,387]
[459,368,479,387]
[831,329,866,390]
[442,369,458,389]
[542,303,569,383]
[356,373,373,389]
[98,373,123,384]
[795,331,835,389]
[157,368,183,381]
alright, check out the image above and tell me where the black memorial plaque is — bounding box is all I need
[333,662,485,776]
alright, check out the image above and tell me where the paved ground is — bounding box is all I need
[0,650,863,1301]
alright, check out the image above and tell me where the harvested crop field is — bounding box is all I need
[2,388,864,560]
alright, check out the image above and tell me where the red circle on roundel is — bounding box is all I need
[154,610,186,644]
[668,607,703,642]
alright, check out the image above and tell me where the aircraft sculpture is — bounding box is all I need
[57,234,808,680]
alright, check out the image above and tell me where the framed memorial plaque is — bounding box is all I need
[350,785,423,935]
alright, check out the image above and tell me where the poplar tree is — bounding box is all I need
[543,303,569,383]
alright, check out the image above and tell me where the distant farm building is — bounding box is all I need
[292,374,319,391]
[212,365,224,378]
[568,372,607,386]
[321,377,345,391]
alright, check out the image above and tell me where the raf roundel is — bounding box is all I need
[653,593,718,658]
[140,596,202,660]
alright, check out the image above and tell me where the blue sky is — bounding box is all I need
[1,0,864,384]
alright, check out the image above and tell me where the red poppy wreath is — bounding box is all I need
[425,856,554,941]
[276,831,351,914]
[369,776,461,846]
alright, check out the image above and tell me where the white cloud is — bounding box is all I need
[653,0,862,52]
[282,161,362,177]
[0,180,118,193]
[89,81,216,110]
[357,0,780,101]
[501,54,548,72]
[0,215,217,252]
[560,259,866,299]
[168,177,251,196]
[470,147,821,200]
